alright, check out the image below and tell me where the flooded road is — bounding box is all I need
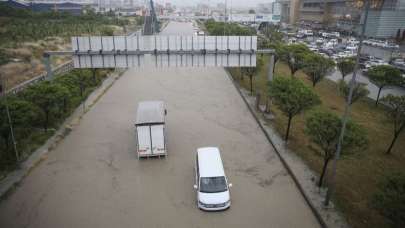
[0,22,320,228]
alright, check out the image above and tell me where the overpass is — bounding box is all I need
[143,0,159,35]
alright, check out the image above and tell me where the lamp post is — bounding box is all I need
[0,75,19,162]
[324,0,370,206]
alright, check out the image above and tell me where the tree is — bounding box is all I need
[372,172,405,228]
[240,57,263,95]
[91,68,98,85]
[268,76,320,141]
[100,26,114,36]
[303,53,335,87]
[241,67,257,95]
[338,79,369,105]
[22,81,70,131]
[248,9,256,14]
[276,44,310,76]
[0,97,38,163]
[55,69,95,96]
[261,24,283,44]
[305,110,368,187]
[368,65,403,106]
[337,57,356,79]
[380,95,405,154]
[204,19,255,36]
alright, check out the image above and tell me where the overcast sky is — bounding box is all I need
[154,0,273,8]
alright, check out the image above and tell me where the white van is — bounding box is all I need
[135,101,167,159]
[194,147,232,211]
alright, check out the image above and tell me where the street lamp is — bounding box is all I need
[324,0,372,206]
[0,75,20,162]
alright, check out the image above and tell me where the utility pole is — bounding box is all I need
[0,74,20,162]
[324,0,370,206]
[224,0,227,22]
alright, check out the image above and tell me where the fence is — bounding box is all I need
[3,60,74,96]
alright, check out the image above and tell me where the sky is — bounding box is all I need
[154,0,273,8]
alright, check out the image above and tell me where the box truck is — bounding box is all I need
[135,101,167,159]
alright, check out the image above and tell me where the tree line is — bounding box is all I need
[241,40,405,226]
[204,19,256,36]
[215,21,405,227]
[0,3,130,48]
[0,69,110,173]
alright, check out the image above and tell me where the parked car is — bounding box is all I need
[393,58,405,66]
[330,32,340,38]
[194,147,232,211]
[362,59,389,73]
[315,38,324,44]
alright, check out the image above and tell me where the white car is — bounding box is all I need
[194,147,232,211]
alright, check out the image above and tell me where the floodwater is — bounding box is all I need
[0,21,320,228]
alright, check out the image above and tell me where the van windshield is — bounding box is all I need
[200,176,227,193]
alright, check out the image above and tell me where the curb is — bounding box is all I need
[224,69,328,228]
[0,69,126,200]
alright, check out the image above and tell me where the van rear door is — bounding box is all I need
[151,124,165,155]
[137,126,152,156]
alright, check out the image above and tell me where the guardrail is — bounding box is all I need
[3,60,74,96]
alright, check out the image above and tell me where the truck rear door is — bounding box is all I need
[137,126,152,156]
[151,124,165,155]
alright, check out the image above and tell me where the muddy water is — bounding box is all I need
[0,22,320,228]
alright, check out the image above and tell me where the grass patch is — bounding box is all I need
[229,58,405,228]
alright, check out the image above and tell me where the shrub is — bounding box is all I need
[373,173,405,228]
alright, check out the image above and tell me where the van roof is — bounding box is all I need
[135,101,165,125]
[197,147,225,177]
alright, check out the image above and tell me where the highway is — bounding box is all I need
[0,21,320,228]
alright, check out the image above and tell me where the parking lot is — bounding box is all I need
[284,28,405,99]
[0,22,320,228]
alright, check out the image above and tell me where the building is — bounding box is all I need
[278,0,405,38]
[298,0,352,23]
[276,0,300,24]
[363,0,405,38]
[256,3,273,14]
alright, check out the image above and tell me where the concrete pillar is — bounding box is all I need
[43,53,53,80]
[268,54,275,81]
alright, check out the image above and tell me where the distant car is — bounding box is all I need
[288,38,297,44]
[304,30,313,36]
[393,59,405,66]
[363,59,389,72]
[331,32,340,38]
[315,38,324,44]
[194,147,232,211]
[296,33,305,39]
[346,45,357,51]
[385,43,399,49]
